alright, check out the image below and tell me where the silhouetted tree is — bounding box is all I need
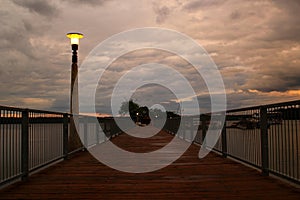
[119,99,140,117]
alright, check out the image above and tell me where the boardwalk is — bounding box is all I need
[1,127,300,199]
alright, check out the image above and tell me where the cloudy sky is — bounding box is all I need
[0,0,299,115]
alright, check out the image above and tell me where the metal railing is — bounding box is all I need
[1,99,299,186]
[224,100,299,183]
[0,106,121,187]
[0,107,68,186]
[163,100,300,184]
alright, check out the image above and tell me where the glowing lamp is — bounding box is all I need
[66,32,84,45]
[66,32,83,63]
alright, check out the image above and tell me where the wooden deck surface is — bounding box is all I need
[1,126,300,199]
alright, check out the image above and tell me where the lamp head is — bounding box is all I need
[66,32,84,45]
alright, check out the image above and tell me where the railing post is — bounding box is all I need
[260,106,269,176]
[201,118,207,147]
[221,124,227,158]
[102,122,106,141]
[21,109,29,180]
[99,122,104,142]
[166,118,170,134]
[96,119,100,144]
[83,117,88,150]
[183,119,187,140]
[111,120,116,138]
[63,113,69,160]
[105,122,110,140]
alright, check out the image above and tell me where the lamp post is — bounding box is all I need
[66,32,83,151]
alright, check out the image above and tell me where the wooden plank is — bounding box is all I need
[0,128,300,199]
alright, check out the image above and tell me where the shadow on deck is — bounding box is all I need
[0,127,300,199]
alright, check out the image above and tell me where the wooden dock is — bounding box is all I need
[1,127,300,199]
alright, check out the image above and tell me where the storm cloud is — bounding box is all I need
[0,0,299,114]
[12,0,59,17]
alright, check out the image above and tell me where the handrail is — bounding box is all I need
[0,105,69,115]
[1,99,299,187]
[226,99,300,113]
[162,99,300,185]
[0,106,122,188]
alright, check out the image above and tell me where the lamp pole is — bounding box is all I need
[66,32,83,151]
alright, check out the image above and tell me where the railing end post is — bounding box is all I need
[260,106,269,176]
[221,125,227,158]
[21,109,29,180]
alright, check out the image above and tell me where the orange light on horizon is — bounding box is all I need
[288,90,300,96]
